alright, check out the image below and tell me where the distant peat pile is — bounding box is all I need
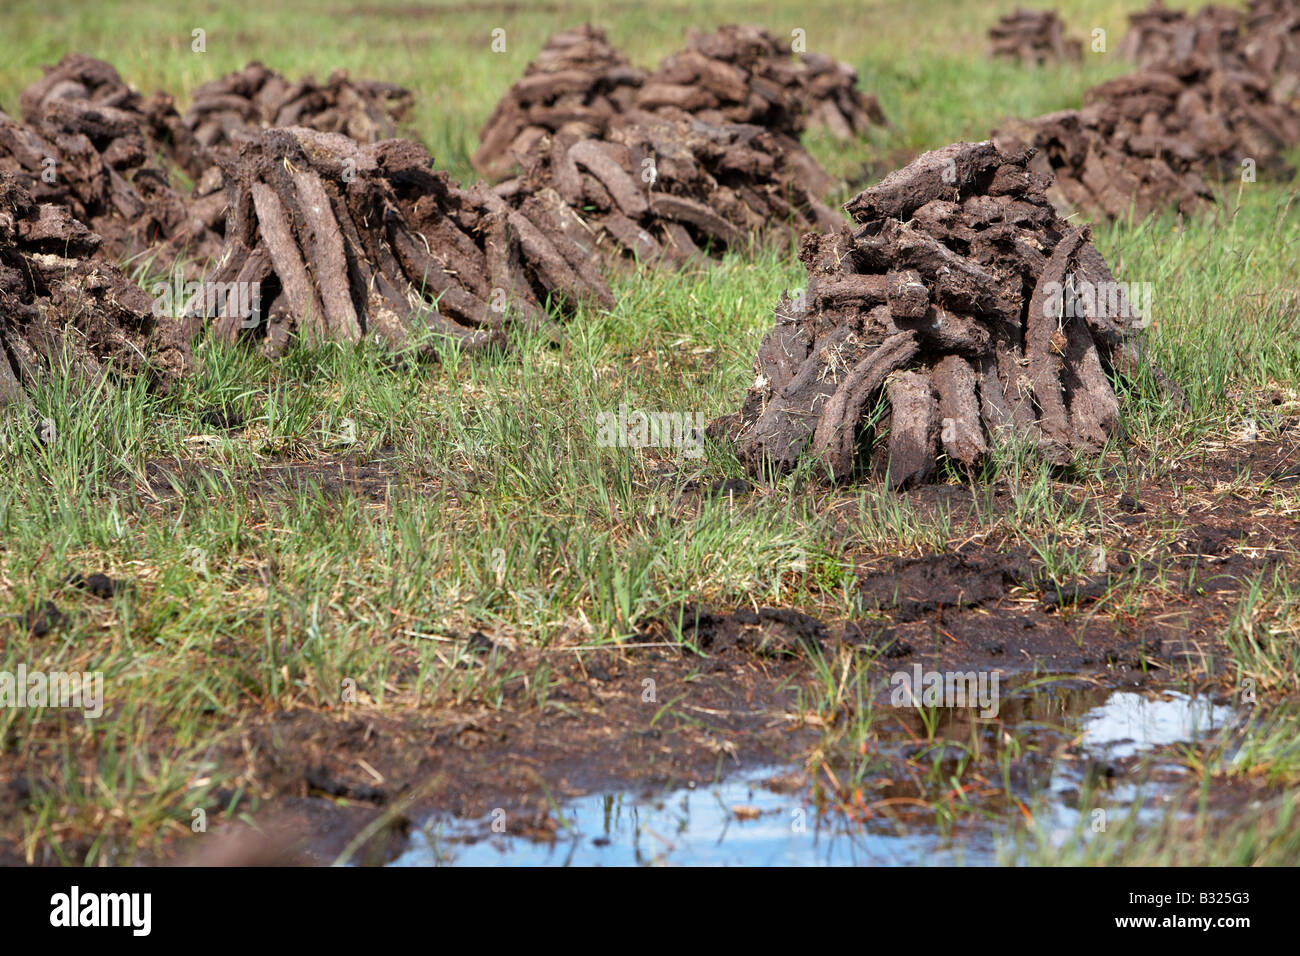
[1,54,220,268]
[499,110,841,265]
[476,23,884,265]
[640,24,886,142]
[1119,0,1300,104]
[994,55,1300,221]
[1116,0,1243,67]
[988,9,1082,66]
[473,23,887,183]
[181,61,413,168]
[473,26,646,182]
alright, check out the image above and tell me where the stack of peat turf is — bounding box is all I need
[1,54,220,268]
[711,142,1180,488]
[473,25,647,182]
[496,109,842,265]
[993,54,1300,221]
[196,127,613,357]
[988,9,1083,66]
[0,172,191,406]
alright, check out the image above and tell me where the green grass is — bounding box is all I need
[1,0,1299,864]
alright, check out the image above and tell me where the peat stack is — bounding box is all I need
[1117,1,1244,68]
[1243,0,1300,107]
[182,61,413,171]
[473,23,888,182]
[711,142,1173,488]
[798,52,887,140]
[993,56,1299,221]
[638,24,887,142]
[499,110,842,266]
[0,174,190,406]
[1120,0,1300,106]
[3,54,220,267]
[473,25,646,182]
[198,127,612,358]
[988,9,1083,66]
[18,52,204,179]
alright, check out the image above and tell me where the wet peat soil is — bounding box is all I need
[3,435,1297,865]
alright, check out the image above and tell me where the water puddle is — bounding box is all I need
[1078,690,1235,759]
[392,687,1239,866]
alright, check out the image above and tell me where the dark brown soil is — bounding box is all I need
[856,550,1036,622]
[710,141,1179,486]
[860,438,1300,680]
[17,600,64,639]
[63,571,124,599]
[142,640,829,865]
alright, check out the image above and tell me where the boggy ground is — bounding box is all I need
[221,435,1300,863]
[7,430,1290,866]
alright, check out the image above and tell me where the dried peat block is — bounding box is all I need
[181,61,413,171]
[0,173,191,407]
[473,25,647,182]
[498,109,842,265]
[988,9,1083,66]
[711,142,1180,489]
[473,23,888,182]
[199,127,612,357]
[993,54,1300,222]
[18,52,204,179]
[1,54,220,268]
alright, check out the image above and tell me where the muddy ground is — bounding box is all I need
[4,430,1289,865]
